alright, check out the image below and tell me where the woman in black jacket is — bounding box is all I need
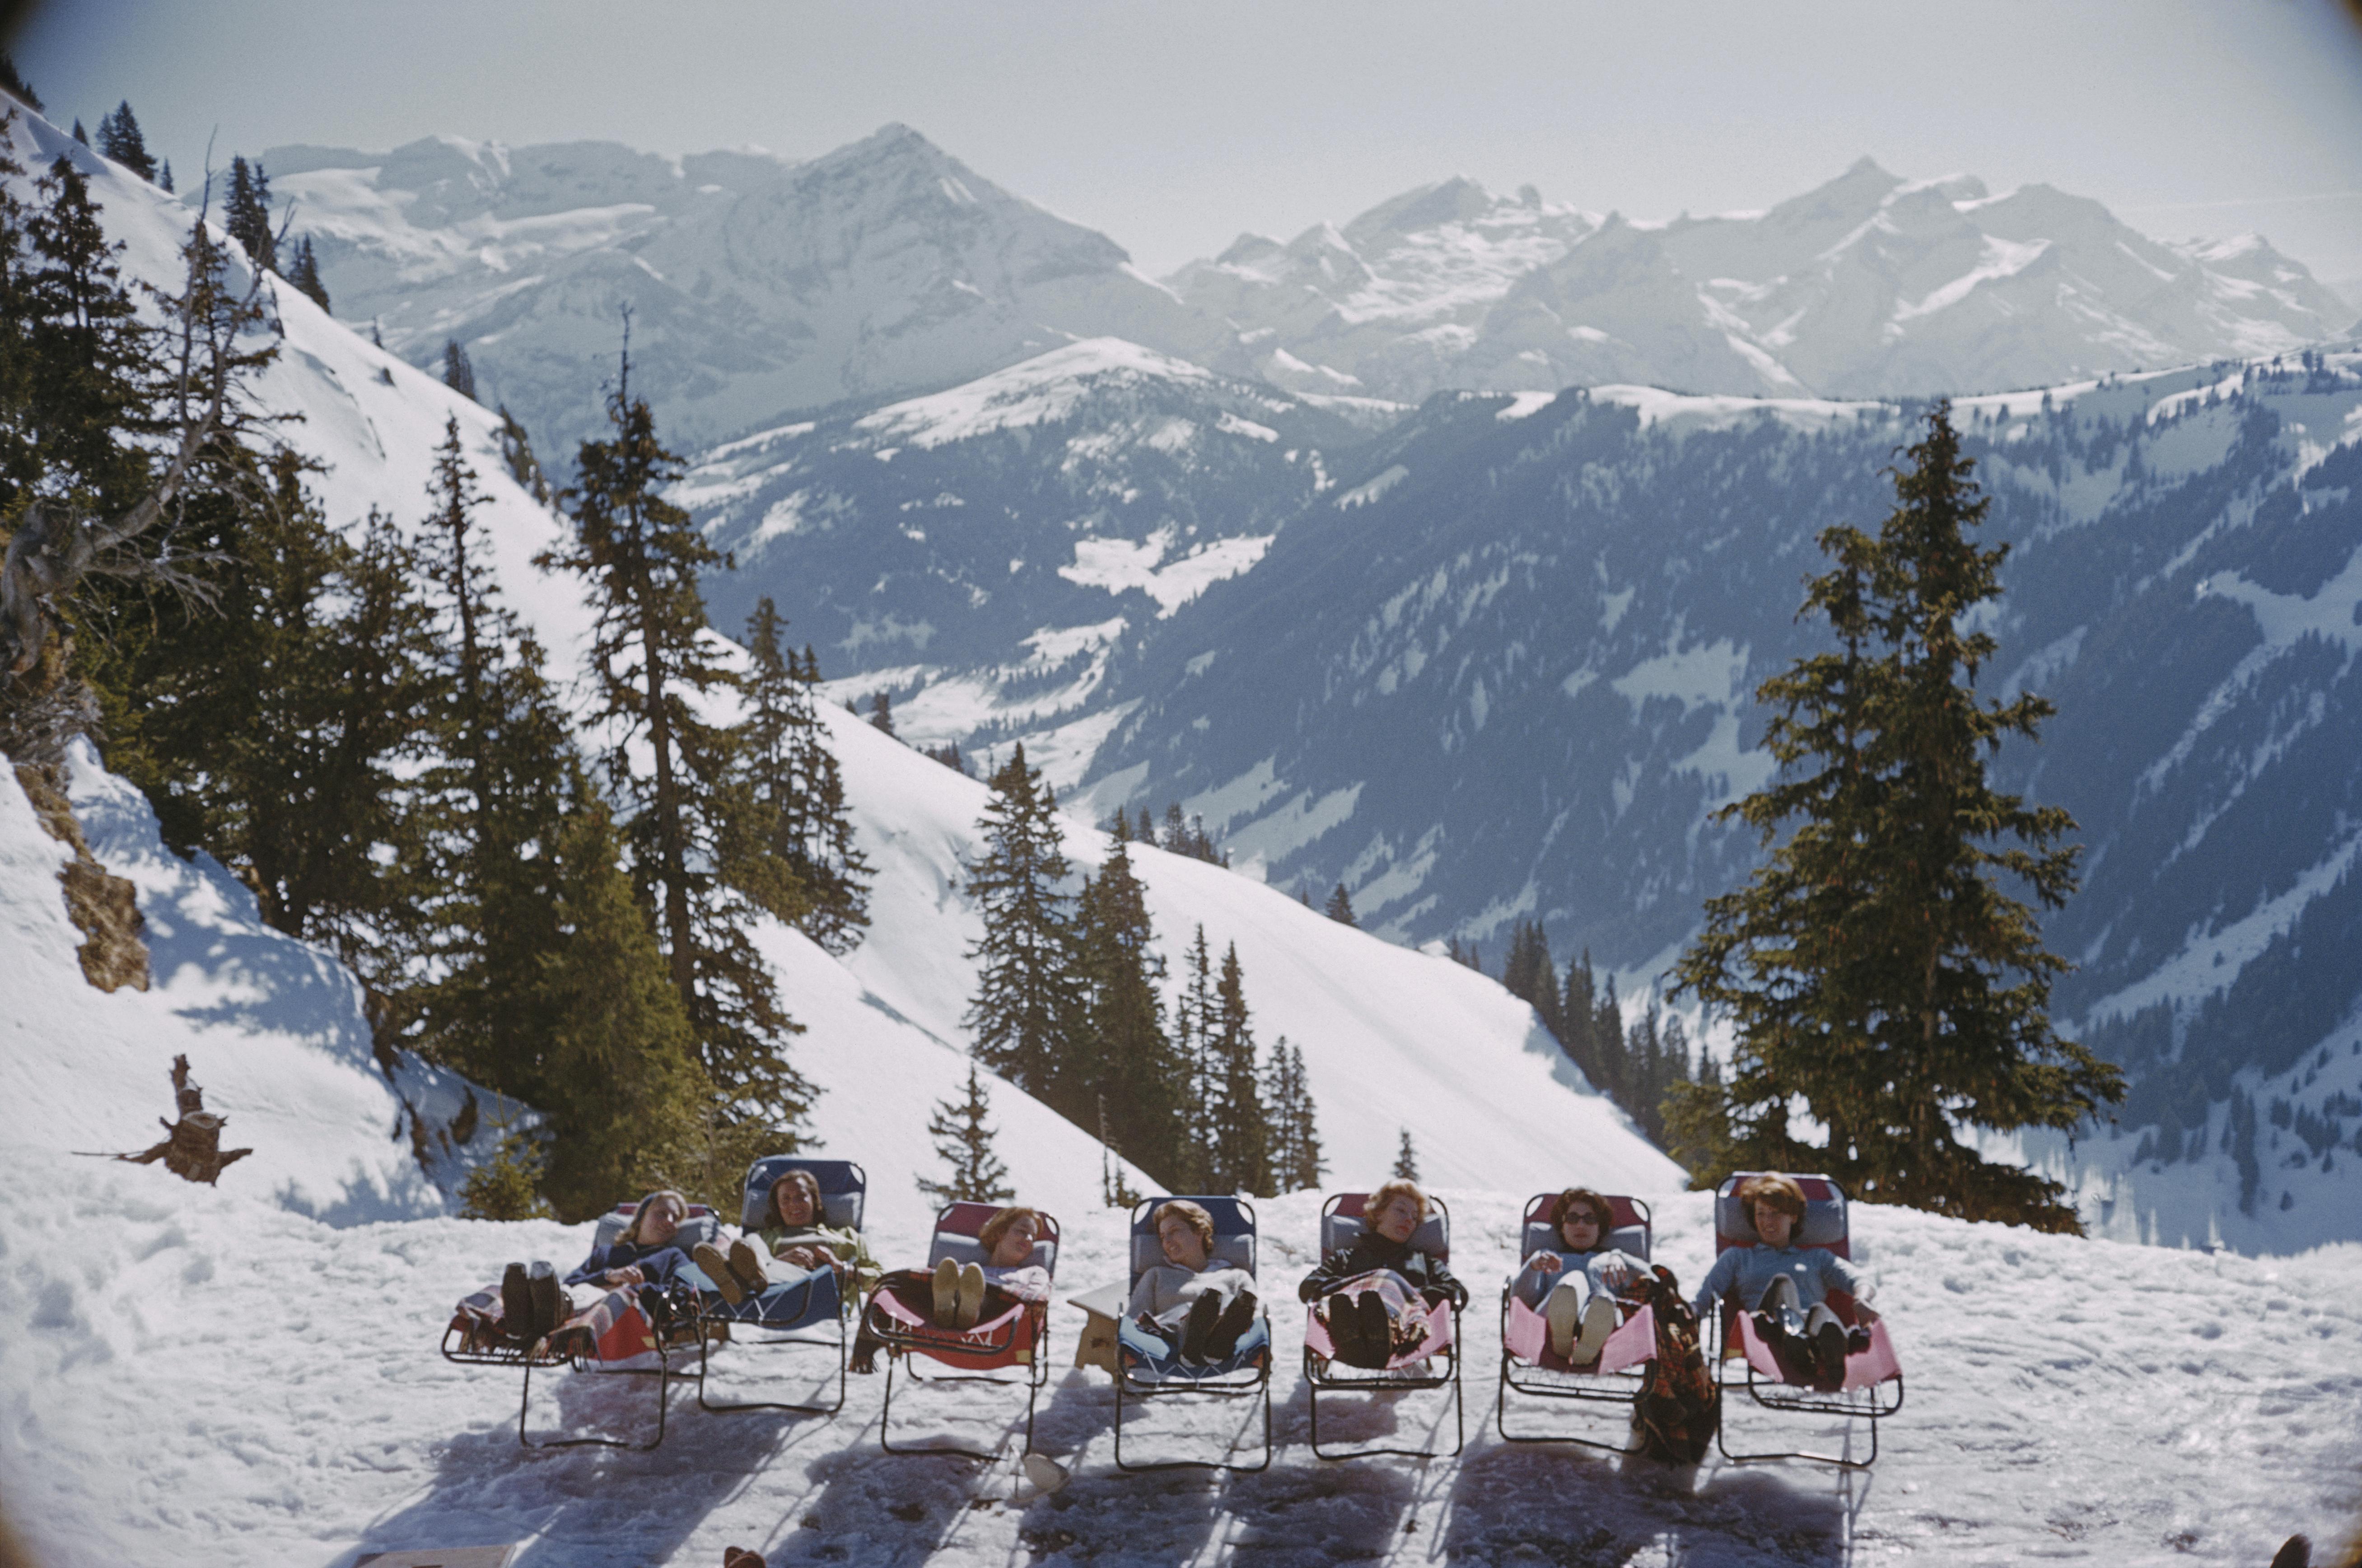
[1298,1178,1466,1368]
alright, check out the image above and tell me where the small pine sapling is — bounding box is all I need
[917,1064,1015,1204]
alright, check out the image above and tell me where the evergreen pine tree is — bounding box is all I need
[1260,1040,1318,1193]
[527,787,713,1219]
[20,154,155,511]
[1393,1127,1419,1181]
[868,690,895,735]
[494,403,548,502]
[286,235,329,313]
[1072,836,1182,1182]
[223,156,275,272]
[1171,924,1218,1190]
[918,1064,1015,1204]
[963,742,1083,1098]
[1324,883,1357,926]
[69,118,86,147]
[732,598,869,953]
[1209,942,1272,1196]
[1670,404,2123,1229]
[1560,950,1599,1082]
[1502,918,1564,1040]
[0,55,41,111]
[94,102,158,181]
[538,349,812,1146]
[157,159,172,194]
[441,337,475,400]
[459,1119,555,1221]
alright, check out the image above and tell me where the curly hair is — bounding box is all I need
[977,1204,1044,1257]
[1153,1199,1215,1251]
[1549,1186,1613,1238]
[1366,1178,1428,1232]
[1736,1172,1807,1224]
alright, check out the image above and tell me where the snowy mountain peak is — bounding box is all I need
[850,337,1218,449]
[1340,173,1503,245]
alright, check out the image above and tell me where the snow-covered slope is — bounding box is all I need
[273,126,1237,467]
[0,740,480,1221]
[4,1149,2357,1568]
[1171,160,2353,403]
[6,99,1677,1238]
[822,700,1680,1197]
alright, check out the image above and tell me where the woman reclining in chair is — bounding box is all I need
[1690,1173,1880,1391]
[1128,1199,1260,1364]
[486,1189,701,1358]
[860,1204,1053,1367]
[690,1167,882,1308]
[1515,1186,1648,1366]
[1298,1178,1467,1370]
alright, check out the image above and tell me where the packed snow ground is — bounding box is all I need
[3,1151,2359,1568]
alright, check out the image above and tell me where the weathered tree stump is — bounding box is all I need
[111,1055,252,1185]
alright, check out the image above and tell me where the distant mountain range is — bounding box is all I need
[272,126,2356,469]
[255,120,2362,1251]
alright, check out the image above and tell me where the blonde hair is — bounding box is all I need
[767,1168,822,1226]
[621,1189,690,1246]
[1367,1178,1428,1231]
[1736,1173,1807,1224]
[978,1205,1044,1257]
[1153,1199,1215,1250]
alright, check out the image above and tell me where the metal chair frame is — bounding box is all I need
[443,1320,677,1452]
[1112,1195,1273,1474]
[1706,1173,1905,1470]
[1494,1192,1654,1452]
[867,1201,1060,1461]
[694,1157,869,1417]
[1303,1192,1465,1462]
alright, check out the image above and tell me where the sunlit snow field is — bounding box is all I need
[2,1155,2358,1568]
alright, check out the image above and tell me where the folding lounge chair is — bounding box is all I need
[440,1199,724,1451]
[695,1156,868,1416]
[1302,1192,1464,1461]
[1495,1192,1657,1449]
[863,1201,1060,1460]
[1112,1196,1274,1473]
[1709,1172,1905,1469]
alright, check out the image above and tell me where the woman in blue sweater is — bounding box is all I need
[1690,1173,1878,1390]
[543,1190,699,1357]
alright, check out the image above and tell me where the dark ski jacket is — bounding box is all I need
[565,1240,696,1289]
[1298,1230,1467,1309]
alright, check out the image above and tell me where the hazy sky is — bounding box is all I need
[19,0,2362,285]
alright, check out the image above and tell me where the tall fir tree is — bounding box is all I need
[963,743,1084,1098]
[732,599,870,954]
[917,1064,1015,1204]
[493,403,549,503]
[441,338,476,400]
[1502,918,1564,1040]
[1171,924,1218,1190]
[1071,835,1182,1182]
[94,101,157,181]
[1323,883,1356,926]
[286,236,329,313]
[527,785,712,1219]
[1670,404,2123,1230]
[539,350,812,1146]
[1208,942,1272,1196]
[1262,1039,1325,1194]
[223,155,275,272]
[1392,1127,1420,1181]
